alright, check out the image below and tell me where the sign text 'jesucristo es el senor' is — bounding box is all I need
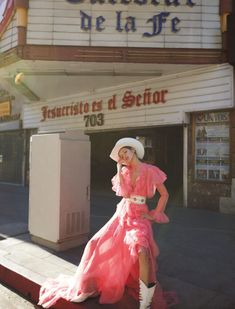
[66,0,196,37]
[41,88,168,128]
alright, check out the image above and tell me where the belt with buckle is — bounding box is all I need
[128,195,146,204]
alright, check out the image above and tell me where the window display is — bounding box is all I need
[195,112,230,181]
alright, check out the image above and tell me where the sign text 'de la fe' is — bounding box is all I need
[66,0,196,37]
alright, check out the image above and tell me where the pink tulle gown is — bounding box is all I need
[38,163,173,308]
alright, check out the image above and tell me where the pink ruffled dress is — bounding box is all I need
[38,163,171,308]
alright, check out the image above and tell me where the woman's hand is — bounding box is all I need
[117,159,125,172]
[149,210,170,224]
[141,213,155,221]
[142,210,169,224]
[116,162,122,173]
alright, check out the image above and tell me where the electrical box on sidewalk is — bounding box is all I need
[28,131,90,251]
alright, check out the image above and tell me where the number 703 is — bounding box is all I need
[84,113,105,127]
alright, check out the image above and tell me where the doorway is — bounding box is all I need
[0,130,24,184]
[89,125,183,206]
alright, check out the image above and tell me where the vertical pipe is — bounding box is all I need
[22,129,26,186]
[183,125,188,207]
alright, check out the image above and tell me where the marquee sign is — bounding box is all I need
[67,0,195,5]
[66,0,196,36]
[41,87,168,127]
[0,0,14,38]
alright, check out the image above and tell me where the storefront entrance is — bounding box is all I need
[0,131,24,184]
[89,125,183,206]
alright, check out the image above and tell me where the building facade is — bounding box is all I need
[0,0,234,211]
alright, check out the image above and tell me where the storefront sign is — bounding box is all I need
[41,88,168,126]
[66,0,196,36]
[0,113,20,122]
[195,111,230,182]
[0,101,11,117]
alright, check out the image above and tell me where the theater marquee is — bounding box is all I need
[65,0,196,37]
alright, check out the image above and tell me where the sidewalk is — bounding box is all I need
[0,184,235,309]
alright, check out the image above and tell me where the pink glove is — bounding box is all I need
[149,210,170,224]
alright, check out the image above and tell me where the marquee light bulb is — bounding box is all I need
[15,72,24,85]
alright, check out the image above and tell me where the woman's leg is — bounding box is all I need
[138,248,156,309]
[139,248,149,285]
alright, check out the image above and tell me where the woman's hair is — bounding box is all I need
[119,146,144,163]
[120,146,135,151]
[119,146,137,156]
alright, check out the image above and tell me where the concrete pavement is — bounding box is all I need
[0,282,36,309]
[0,184,235,308]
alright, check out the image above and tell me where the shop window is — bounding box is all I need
[194,111,230,182]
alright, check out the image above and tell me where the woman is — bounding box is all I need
[38,137,171,309]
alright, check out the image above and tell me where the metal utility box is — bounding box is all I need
[29,131,90,251]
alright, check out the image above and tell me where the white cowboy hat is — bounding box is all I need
[110,137,145,162]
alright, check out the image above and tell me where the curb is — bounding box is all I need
[0,263,138,308]
[0,263,91,308]
[0,263,40,305]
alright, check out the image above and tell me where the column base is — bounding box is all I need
[30,234,89,252]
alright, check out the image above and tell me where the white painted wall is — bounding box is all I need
[23,64,234,132]
[27,0,222,48]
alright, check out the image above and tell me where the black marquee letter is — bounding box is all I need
[80,10,92,30]
[165,0,180,6]
[172,16,180,32]
[134,0,147,5]
[66,0,84,3]
[151,0,160,5]
[90,0,105,3]
[96,16,105,31]
[143,12,170,37]
[186,0,196,7]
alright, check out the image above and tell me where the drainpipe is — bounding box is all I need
[183,124,188,208]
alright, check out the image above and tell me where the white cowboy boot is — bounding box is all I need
[145,282,156,309]
[139,279,156,309]
[139,279,148,309]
